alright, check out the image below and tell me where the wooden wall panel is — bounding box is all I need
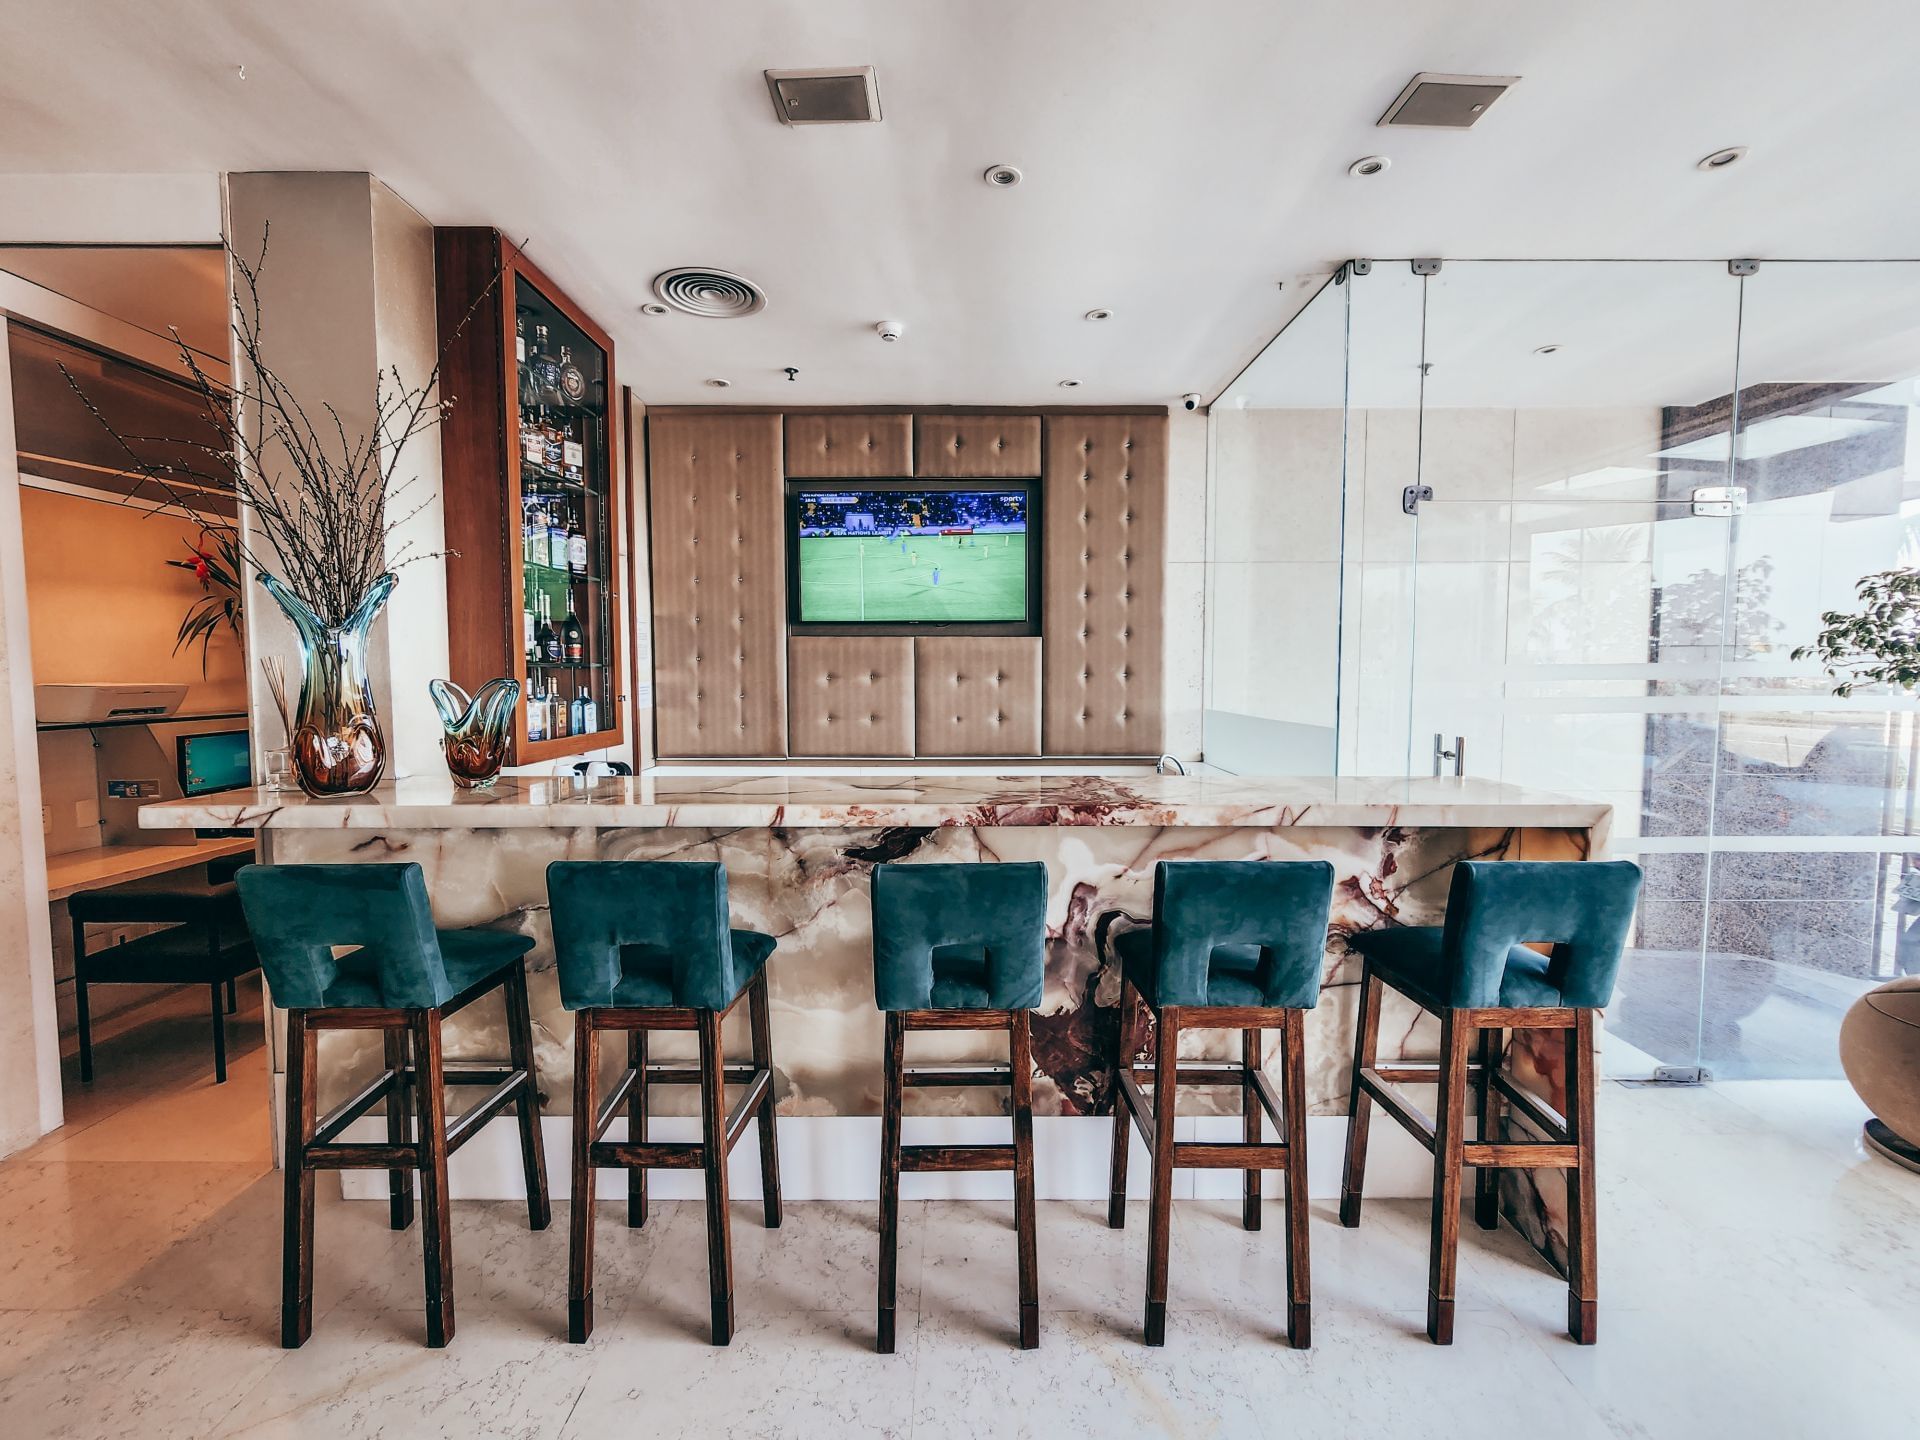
[915,414,1042,477]
[648,412,787,756]
[1042,413,1167,755]
[787,637,915,756]
[914,637,1041,756]
[785,412,913,477]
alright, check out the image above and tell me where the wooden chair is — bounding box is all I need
[870,861,1048,1353]
[547,860,781,1347]
[1339,859,1641,1345]
[1108,859,1332,1347]
[236,862,549,1349]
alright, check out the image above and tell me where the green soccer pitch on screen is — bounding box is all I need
[790,486,1032,625]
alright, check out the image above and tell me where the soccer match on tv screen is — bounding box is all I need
[793,487,1029,624]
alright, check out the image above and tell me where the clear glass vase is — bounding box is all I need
[260,571,396,797]
[429,677,521,789]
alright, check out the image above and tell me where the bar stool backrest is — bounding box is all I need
[236,862,449,1009]
[1152,859,1334,1008]
[870,861,1047,1011]
[547,860,739,1010]
[1441,859,1643,1009]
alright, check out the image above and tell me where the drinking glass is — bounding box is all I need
[262,747,291,793]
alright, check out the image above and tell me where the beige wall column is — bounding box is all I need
[0,316,65,1156]
[223,172,449,780]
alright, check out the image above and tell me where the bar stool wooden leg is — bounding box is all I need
[1107,975,1136,1229]
[567,1011,598,1344]
[1280,1009,1312,1349]
[749,969,783,1230]
[1339,965,1382,1227]
[876,1011,905,1355]
[697,1008,734,1346]
[413,1008,456,1349]
[383,1026,414,1231]
[1242,1026,1263,1232]
[504,960,550,1232]
[73,923,95,1084]
[280,1009,317,1348]
[1144,1004,1180,1346]
[627,1028,647,1229]
[1010,1009,1040,1350]
[1426,1013,1471,1345]
[208,981,228,1082]
[1475,1026,1503,1231]
[1566,1009,1599,1344]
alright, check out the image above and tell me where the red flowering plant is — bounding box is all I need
[165,525,245,674]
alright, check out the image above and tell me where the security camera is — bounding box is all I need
[876,320,905,342]
[1181,392,1202,411]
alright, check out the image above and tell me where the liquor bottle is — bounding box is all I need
[562,607,584,661]
[520,408,546,468]
[567,509,588,575]
[547,507,569,572]
[522,500,540,565]
[523,593,537,661]
[531,323,564,408]
[536,594,558,662]
[524,502,544,568]
[575,686,598,735]
[561,417,585,482]
[515,313,532,403]
[549,683,569,739]
[557,344,588,407]
[525,681,547,743]
[543,596,565,663]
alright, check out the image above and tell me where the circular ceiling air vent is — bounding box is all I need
[651,267,767,318]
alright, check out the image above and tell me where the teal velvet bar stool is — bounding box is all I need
[235,863,549,1350]
[1339,859,1641,1346]
[870,860,1047,1354]
[1109,859,1333,1348]
[547,860,782,1347]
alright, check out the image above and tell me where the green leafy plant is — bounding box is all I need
[165,527,244,675]
[1791,568,1920,696]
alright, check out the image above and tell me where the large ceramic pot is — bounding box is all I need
[1838,975,1920,1172]
[260,571,396,797]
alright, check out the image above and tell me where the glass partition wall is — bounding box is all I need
[1207,259,1920,1080]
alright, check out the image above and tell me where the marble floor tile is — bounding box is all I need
[559,1308,915,1440]
[918,1199,1133,1336]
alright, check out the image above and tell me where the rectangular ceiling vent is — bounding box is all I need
[1377,72,1518,129]
[765,66,882,125]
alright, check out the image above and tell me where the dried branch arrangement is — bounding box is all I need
[60,227,496,627]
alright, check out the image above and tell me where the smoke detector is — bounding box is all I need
[651,267,767,318]
[765,67,881,125]
[1378,72,1519,128]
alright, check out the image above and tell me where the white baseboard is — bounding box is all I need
[337,1114,1434,1203]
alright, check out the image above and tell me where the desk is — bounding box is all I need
[47,837,256,902]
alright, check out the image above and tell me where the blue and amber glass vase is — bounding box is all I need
[260,571,396,797]
[429,677,521,789]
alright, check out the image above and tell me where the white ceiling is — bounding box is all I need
[3,1,1919,407]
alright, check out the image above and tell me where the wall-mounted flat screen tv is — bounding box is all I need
[786,480,1039,633]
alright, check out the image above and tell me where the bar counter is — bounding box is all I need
[142,772,1607,1269]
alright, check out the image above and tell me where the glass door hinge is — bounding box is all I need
[1691,485,1746,517]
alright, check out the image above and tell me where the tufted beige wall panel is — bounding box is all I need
[785,412,913,477]
[915,414,1042,477]
[914,637,1042,756]
[648,412,787,756]
[787,636,916,756]
[1042,413,1167,755]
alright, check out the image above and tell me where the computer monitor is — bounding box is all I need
[176,729,252,797]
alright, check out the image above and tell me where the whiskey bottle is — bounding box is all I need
[562,607,584,662]
[536,594,559,662]
[523,592,537,660]
[558,344,588,407]
[561,417,585,482]
[525,681,547,743]
[546,508,570,572]
[530,323,564,408]
[549,683,569,739]
[567,510,588,575]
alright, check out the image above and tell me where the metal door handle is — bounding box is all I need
[1432,733,1465,777]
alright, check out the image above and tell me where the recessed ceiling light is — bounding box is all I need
[1084,308,1112,321]
[1533,344,1563,355]
[705,378,731,388]
[1058,379,1081,388]
[1697,145,1748,171]
[640,302,669,316]
[983,163,1023,188]
[1348,155,1391,178]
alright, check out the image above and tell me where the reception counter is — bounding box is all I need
[141,772,1608,1270]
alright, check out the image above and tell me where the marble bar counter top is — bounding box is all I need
[139,771,1608,834]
